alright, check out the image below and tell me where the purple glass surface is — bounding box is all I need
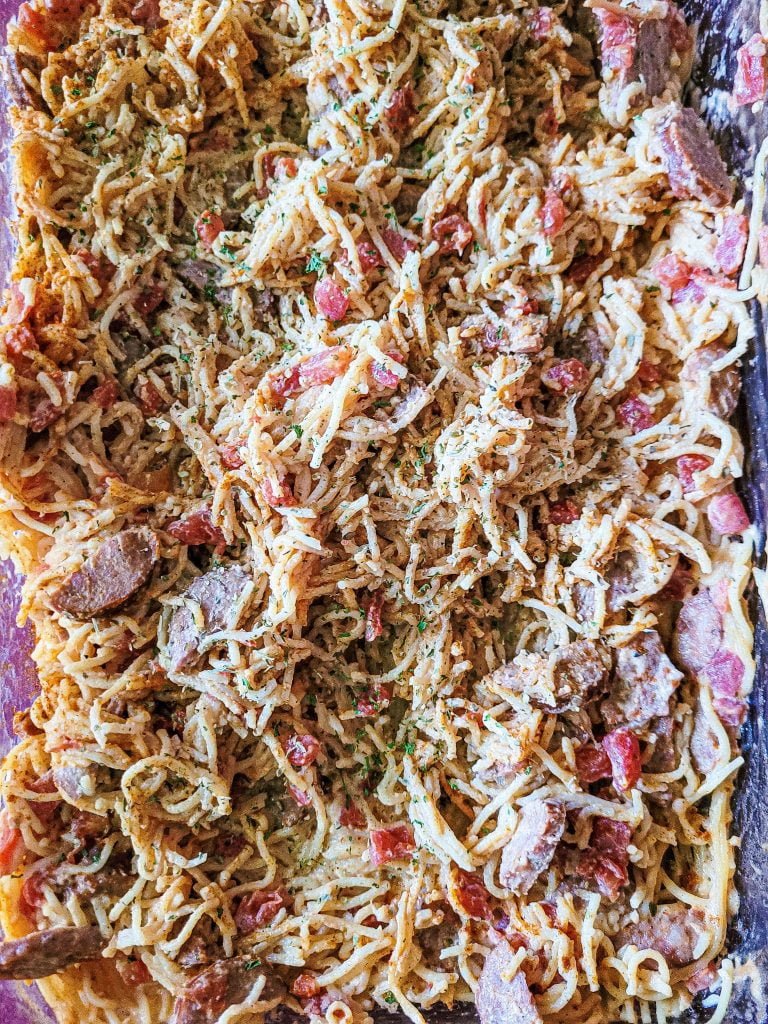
[0,2,766,1023]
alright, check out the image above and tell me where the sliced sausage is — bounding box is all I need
[492,640,611,713]
[657,105,734,207]
[0,925,106,980]
[616,904,710,965]
[602,630,683,730]
[690,703,723,773]
[673,588,723,676]
[50,527,159,619]
[476,940,542,1024]
[170,956,285,1024]
[499,800,565,894]
[2,52,42,111]
[163,565,250,672]
[681,341,741,419]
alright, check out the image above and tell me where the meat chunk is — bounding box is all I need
[163,565,250,672]
[492,640,611,713]
[657,106,734,207]
[690,704,723,773]
[0,926,106,980]
[171,957,285,1024]
[499,800,565,894]
[733,33,768,107]
[2,53,42,111]
[602,631,683,729]
[596,9,674,98]
[476,940,543,1024]
[50,528,159,619]
[681,342,740,419]
[673,588,723,675]
[616,905,709,965]
[604,549,645,612]
[578,818,632,901]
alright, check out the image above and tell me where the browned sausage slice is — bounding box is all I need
[616,904,710,965]
[477,941,542,1024]
[0,925,107,980]
[171,956,284,1024]
[602,630,683,730]
[657,106,734,207]
[499,800,565,894]
[51,527,159,618]
[163,565,250,672]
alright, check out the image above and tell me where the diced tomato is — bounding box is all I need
[616,396,654,432]
[455,869,493,919]
[6,281,33,324]
[167,506,225,547]
[355,682,392,716]
[371,360,401,388]
[0,385,17,423]
[262,477,297,508]
[381,226,417,263]
[686,964,719,995]
[653,253,692,290]
[707,491,750,534]
[264,155,298,180]
[19,867,48,920]
[540,190,566,237]
[5,324,37,361]
[529,6,554,40]
[134,284,165,316]
[0,810,25,876]
[602,728,641,792]
[314,277,349,321]
[29,393,65,433]
[369,824,415,866]
[578,817,632,901]
[18,3,58,50]
[131,0,161,27]
[291,974,320,999]
[383,85,416,131]
[677,453,712,492]
[195,210,225,249]
[548,498,580,525]
[712,694,747,727]
[759,225,768,268]
[365,591,384,642]
[594,9,637,71]
[235,889,287,933]
[575,745,612,784]
[357,236,384,273]
[568,253,602,284]
[703,648,745,698]
[74,247,111,287]
[283,733,321,768]
[714,213,748,276]
[733,33,768,107]
[119,960,151,985]
[542,358,589,394]
[271,346,352,403]
[92,378,119,410]
[340,802,366,829]
[289,784,312,807]
[432,213,473,256]
[635,359,661,385]
[136,379,165,414]
[221,441,245,470]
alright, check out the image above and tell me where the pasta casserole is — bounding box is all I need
[0,0,763,1022]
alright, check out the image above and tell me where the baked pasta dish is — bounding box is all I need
[0,0,764,1021]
